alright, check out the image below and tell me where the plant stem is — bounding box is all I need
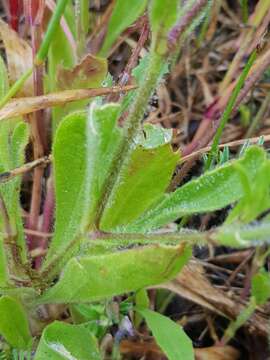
[0,68,32,108]
[27,0,46,255]
[0,0,69,109]
[94,49,164,227]
[168,0,209,51]
[220,296,256,345]
[35,0,69,64]
[205,50,257,169]
[240,0,248,24]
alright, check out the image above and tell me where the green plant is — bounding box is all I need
[0,0,270,359]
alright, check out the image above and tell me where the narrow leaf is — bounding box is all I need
[126,146,266,232]
[100,0,147,57]
[0,85,135,121]
[214,221,270,248]
[137,308,194,360]
[252,269,270,305]
[149,0,179,53]
[0,121,29,262]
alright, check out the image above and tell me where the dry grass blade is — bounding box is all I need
[181,134,270,163]
[0,18,33,96]
[153,261,269,337]
[120,340,240,360]
[0,85,136,121]
[0,155,52,183]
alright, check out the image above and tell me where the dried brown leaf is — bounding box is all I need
[0,19,33,96]
[120,340,239,360]
[195,346,240,360]
[0,85,136,121]
[57,54,108,90]
[152,261,269,337]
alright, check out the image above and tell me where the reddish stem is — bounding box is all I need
[8,0,20,31]
[35,174,55,268]
[25,0,46,256]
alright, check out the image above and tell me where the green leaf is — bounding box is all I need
[46,104,122,264]
[125,146,266,232]
[0,296,32,350]
[251,269,270,305]
[0,235,8,287]
[70,303,109,338]
[100,125,178,230]
[149,0,179,53]
[226,160,270,224]
[252,269,270,305]
[214,221,270,248]
[99,0,148,57]
[0,55,9,98]
[137,308,194,360]
[0,57,29,278]
[0,121,29,263]
[47,18,75,131]
[39,244,191,304]
[84,103,122,226]
[45,112,87,264]
[34,321,101,360]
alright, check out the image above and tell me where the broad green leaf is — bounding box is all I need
[137,308,194,360]
[46,112,87,264]
[149,0,179,53]
[100,125,178,230]
[125,146,266,232]
[0,296,32,350]
[34,321,101,360]
[84,103,122,226]
[39,244,191,304]
[252,269,270,305]
[46,105,122,263]
[99,0,147,57]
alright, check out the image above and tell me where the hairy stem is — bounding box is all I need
[94,49,164,227]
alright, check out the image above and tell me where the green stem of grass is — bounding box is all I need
[35,0,69,64]
[221,296,256,345]
[205,50,257,170]
[240,0,249,24]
